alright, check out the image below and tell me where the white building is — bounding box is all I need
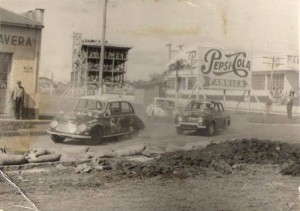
[164,45,299,113]
[0,7,44,118]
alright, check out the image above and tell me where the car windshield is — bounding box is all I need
[156,99,175,108]
[74,99,106,112]
[185,102,213,111]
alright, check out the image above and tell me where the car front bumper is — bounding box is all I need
[47,130,91,139]
[175,122,206,129]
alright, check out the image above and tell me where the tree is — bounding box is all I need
[149,72,165,82]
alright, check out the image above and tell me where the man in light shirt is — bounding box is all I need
[11,81,25,119]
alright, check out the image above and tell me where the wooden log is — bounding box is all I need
[27,154,61,163]
[0,154,27,166]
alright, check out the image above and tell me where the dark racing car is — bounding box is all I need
[47,96,145,144]
[174,100,231,136]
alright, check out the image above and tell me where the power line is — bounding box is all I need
[262,56,285,91]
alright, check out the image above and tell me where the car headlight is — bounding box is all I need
[78,124,87,132]
[177,116,183,122]
[198,117,203,123]
[50,121,58,128]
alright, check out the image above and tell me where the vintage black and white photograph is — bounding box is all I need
[0,0,299,210]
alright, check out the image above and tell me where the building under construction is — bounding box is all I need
[67,33,132,96]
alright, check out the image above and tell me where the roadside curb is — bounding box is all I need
[0,159,91,171]
[249,123,300,127]
[0,130,47,137]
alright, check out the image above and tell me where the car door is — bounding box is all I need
[104,102,123,136]
[146,99,155,117]
[213,103,223,129]
[218,103,228,124]
[120,101,133,133]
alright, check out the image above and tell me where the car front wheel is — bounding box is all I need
[176,128,184,135]
[50,135,65,143]
[89,126,103,145]
[207,122,215,136]
[129,125,140,138]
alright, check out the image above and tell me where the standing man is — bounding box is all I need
[11,81,25,119]
[287,90,295,119]
[266,91,273,115]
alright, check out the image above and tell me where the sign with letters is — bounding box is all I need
[287,55,299,70]
[198,47,252,90]
[0,33,32,47]
[167,46,199,71]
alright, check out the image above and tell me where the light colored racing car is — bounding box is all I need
[146,97,178,119]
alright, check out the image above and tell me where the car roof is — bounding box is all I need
[80,95,131,103]
[190,100,222,104]
[154,97,175,102]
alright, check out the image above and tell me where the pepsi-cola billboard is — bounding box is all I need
[198,47,252,90]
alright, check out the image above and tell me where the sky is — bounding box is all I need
[0,0,299,82]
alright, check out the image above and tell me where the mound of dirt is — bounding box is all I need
[113,138,300,178]
[280,163,300,176]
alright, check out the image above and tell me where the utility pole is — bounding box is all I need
[178,44,184,51]
[99,0,108,96]
[166,43,172,60]
[50,72,54,96]
[263,56,285,91]
[166,43,180,60]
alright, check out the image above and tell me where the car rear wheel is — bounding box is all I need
[223,119,230,129]
[223,119,228,129]
[50,135,65,143]
[176,128,184,135]
[89,126,103,145]
[226,119,231,128]
[151,111,156,120]
[129,125,140,138]
[207,122,215,136]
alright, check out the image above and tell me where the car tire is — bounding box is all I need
[50,135,65,143]
[207,122,215,136]
[151,111,156,120]
[223,120,228,130]
[226,119,231,128]
[89,126,103,145]
[176,128,184,135]
[129,125,140,138]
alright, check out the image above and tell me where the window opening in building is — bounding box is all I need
[187,77,196,90]
[252,75,265,90]
[167,78,175,90]
[267,74,284,90]
[178,77,186,90]
[0,53,12,114]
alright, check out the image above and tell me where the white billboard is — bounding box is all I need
[198,47,252,90]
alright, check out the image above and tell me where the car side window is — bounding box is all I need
[219,103,224,112]
[213,104,218,112]
[215,104,222,112]
[86,100,97,110]
[169,101,175,108]
[109,102,121,115]
[121,102,132,114]
[75,99,87,110]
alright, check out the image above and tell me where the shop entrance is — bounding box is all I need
[0,53,12,114]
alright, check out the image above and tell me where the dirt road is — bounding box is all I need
[20,113,300,153]
[1,113,300,211]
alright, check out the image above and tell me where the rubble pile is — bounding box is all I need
[113,138,300,177]
[280,163,300,176]
[158,138,300,166]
